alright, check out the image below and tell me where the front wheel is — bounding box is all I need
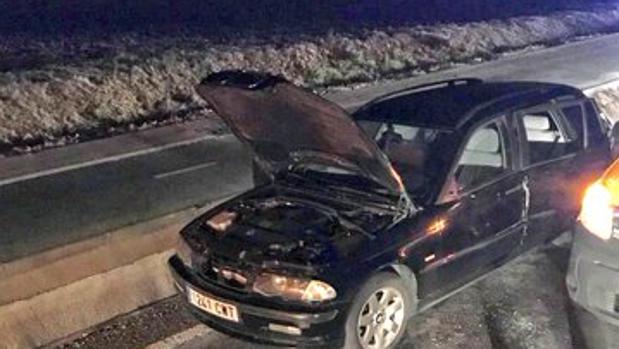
[344,272,414,349]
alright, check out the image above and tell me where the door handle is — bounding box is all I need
[523,174,530,203]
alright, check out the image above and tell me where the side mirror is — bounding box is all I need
[436,175,461,205]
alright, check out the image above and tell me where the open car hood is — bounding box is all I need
[196,71,405,197]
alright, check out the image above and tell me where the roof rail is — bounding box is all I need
[360,78,483,110]
[200,70,286,90]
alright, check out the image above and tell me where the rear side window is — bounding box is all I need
[519,110,577,165]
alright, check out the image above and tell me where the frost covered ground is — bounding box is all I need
[2,5,619,154]
[591,85,619,123]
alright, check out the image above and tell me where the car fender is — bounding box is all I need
[379,263,419,315]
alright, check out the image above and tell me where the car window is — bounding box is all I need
[454,122,508,193]
[358,121,453,198]
[519,110,577,165]
[560,104,585,149]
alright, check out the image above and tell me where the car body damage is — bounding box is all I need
[168,71,611,349]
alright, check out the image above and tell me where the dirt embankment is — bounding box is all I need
[2,5,619,154]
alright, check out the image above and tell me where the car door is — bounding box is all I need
[515,101,604,248]
[419,117,526,299]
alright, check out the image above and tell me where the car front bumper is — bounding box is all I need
[566,224,619,327]
[168,255,346,348]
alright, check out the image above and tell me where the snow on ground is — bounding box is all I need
[2,5,619,154]
[53,242,601,349]
[591,85,619,123]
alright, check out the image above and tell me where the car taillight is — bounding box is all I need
[579,182,615,240]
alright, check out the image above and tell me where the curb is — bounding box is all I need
[0,198,229,349]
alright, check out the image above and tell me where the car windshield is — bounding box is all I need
[357,121,455,199]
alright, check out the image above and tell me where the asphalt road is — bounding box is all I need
[0,135,252,262]
[3,33,619,262]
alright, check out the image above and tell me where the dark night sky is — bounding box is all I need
[0,0,614,35]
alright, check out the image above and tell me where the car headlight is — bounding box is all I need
[580,181,615,240]
[176,235,194,267]
[253,273,337,303]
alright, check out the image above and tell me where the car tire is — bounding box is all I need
[343,272,414,349]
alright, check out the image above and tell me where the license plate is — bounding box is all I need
[187,287,239,322]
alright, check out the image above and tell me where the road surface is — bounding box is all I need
[3,33,619,262]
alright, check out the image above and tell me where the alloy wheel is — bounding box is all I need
[357,286,405,349]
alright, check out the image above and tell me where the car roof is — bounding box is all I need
[353,80,584,130]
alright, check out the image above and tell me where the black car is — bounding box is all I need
[168,71,610,349]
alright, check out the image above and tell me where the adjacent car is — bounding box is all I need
[168,71,610,349]
[567,158,619,328]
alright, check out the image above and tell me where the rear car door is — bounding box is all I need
[516,99,608,247]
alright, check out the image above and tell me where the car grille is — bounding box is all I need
[197,253,254,292]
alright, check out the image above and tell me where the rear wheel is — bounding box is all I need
[344,272,414,349]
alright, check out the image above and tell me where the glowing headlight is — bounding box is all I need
[580,182,614,240]
[253,273,337,303]
[176,236,194,266]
